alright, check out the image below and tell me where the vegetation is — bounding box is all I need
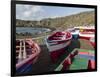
[16,11,95,30]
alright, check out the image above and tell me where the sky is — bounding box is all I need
[16,4,94,20]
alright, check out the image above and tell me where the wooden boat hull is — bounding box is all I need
[46,39,71,62]
[45,31,72,62]
[16,39,40,73]
[79,32,94,40]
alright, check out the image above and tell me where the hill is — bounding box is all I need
[16,11,95,30]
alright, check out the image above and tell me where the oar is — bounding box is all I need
[18,40,23,62]
[23,39,27,59]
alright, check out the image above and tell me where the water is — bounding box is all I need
[16,27,51,34]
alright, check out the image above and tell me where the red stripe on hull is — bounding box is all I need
[81,29,95,32]
[80,32,94,34]
[79,36,90,40]
[16,55,38,69]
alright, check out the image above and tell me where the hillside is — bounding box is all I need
[16,11,95,30]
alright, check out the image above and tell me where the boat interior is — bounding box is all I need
[48,31,72,41]
[16,39,39,64]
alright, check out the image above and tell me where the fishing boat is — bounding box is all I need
[67,28,79,39]
[67,26,95,47]
[55,48,95,71]
[16,39,40,73]
[45,31,72,62]
[77,26,95,47]
[74,26,95,40]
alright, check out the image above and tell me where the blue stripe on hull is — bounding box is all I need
[16,61,33,73]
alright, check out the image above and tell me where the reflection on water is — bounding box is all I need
[16,27,51,34]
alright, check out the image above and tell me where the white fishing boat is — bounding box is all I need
[78,26,95,40]
[75,26,95,47]
[45,31,72,62]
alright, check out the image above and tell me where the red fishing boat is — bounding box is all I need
[45,31,72,62]
[77,26,95,47]
[16,39,40,73]
[74,26,95,40]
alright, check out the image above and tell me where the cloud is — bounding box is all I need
[23,10,31,17]
[16,4,94,20]
[16,4,43,20]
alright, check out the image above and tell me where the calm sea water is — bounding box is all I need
[16,27,51,34]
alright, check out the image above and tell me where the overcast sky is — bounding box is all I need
[16,4,94,20]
